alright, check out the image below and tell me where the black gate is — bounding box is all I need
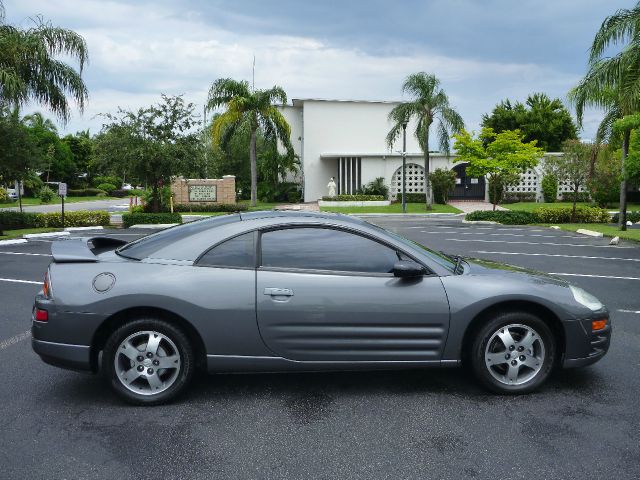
[448,163,485,200]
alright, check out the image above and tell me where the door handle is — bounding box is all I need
[263,287,294,297]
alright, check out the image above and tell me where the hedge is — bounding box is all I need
[502,192,537,203]
[122,212,182,228]
[465,206,611,225]
[395,193,426,203]
[173,203,249,212]
[67,188,106,197]
[322,194,385,201]
[0,210,111,229]
[465,210,540,225]
[612,211,640,223]
[560,192,591,203]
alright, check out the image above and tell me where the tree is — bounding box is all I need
[206,78,293,206]
[62,130,93,184]
[482,93,577,151]
[94,95,203,212]
[386,72,464,210]
[547,140,592,221]
[0,1,88,122]
[453,128,543,210]
[569,2,640,230]
[428,168,456,204]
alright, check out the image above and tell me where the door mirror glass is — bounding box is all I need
[392,260,426,278]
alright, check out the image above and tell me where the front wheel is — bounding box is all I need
[102,318,195,405]
[470,312,556,394]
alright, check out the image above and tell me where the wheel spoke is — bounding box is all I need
[485,352,508,366]
[520,330,536,349]
[147,373,163,390]
[145,333,162,355]
[497,328,516,349]
[156,355,180,369]
[119,340,141,362]
[521,356,541,370]
[122,371,141,385]
[506,364,520,383]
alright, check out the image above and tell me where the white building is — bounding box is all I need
[281,99,572,203]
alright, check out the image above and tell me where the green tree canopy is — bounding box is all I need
[386,72,464,210]
[547,140,594,220]
[453,128,543,210]
[481,93,577,151]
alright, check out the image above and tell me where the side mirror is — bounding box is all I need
[392,260,426,278]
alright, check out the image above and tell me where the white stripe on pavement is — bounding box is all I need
[0,251,51,257]
[0,278,40,285]
[474,251,640,262]
[445,238,633,248]
[618,309,640,314]
[423,231,577,238]
[549,273,640,281]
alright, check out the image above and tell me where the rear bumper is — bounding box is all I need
[32,338,92,372]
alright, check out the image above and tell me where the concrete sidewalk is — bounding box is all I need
[447,200,506,213]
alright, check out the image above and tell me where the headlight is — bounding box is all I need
[569,285,604,311]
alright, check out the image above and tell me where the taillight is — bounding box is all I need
[43,271,51,299]
[34,308,48,322]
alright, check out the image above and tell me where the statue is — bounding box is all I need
[327,177,337,197]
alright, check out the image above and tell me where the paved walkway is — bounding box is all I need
[447,200,506,213]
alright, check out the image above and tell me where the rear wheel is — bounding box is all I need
[103,318,194,405]
[470,311,556,394]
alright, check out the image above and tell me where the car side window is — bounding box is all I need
[197,232,255,268]
[260,227,401,273]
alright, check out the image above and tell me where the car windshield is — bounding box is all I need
[117,214,240,260]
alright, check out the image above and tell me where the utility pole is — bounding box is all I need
[402,122,407,214]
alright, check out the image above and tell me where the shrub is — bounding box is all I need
[173,203,248,213]
[0,211,40,229]
[96,183,117,194]
[0,210,110,230]
[129,189,145,197]
[122,212,182,228]
[109,189,129,198]
[488,177,505,205]
[395,193,425,203]
[535,206,610,224]
[361,177,389,197]
[541,174,558,203]
[38,186,56,204]
[465,210,539,225]
[612,211,640,223]
[67,188,106,197]
[560,191,591,203]
[321,194,385,201]
[93,176,121,189]
[0,187,8,202]
[502,192,537,203]
[287,190,301,203]
[428,169,456,204]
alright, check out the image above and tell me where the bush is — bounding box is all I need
[96,183,117,194]
[321,194,385,201]
[360,177,389,197]
[173,203,248,213]
[122,212,182,228]
[38,186,56,204]
[93,176,121,189]
[257,182,299,203]
[541,174,558,203]
[560,191,591,203]
[428,169,456,204]
[0,210,110,230]
[287,190,301,203]
[536,206,610,224]
[0,211,40,229]
[67,188,106,197]
[488,177,505,205]
[465,210,539,225]
[502,192,537,203]
[109,189,130,198]
[0,187,8,202]
[395,193,425,203]
[612,211,640,223]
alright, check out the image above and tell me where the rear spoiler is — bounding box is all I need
[51,236,128,263]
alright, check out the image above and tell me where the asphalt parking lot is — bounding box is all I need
[0,217,639,479]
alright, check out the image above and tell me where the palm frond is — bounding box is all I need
[206,78,250,111]
[590,3,640,64]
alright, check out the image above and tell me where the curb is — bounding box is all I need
[462,220,499,225]
[64,226,104,232]
[350,213,459,217]
[128,223,178,229]
[24,231,70,239]
[0,239,28,246]
[575,228,604,238]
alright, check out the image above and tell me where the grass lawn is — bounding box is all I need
[320,203,461,214]
[0,196,119,209]
[544,223,640,242]
[505,201,640,212]
[0,227,61,240]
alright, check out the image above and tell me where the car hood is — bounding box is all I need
[462,257,570,287]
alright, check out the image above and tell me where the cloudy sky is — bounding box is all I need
[6,0,634,139]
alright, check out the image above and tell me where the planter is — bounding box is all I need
[318,200,391,207]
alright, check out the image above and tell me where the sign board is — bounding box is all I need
[188,184,217,202]
[470,178,479,184]
[58,183,68,197]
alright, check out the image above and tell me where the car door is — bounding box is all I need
[256,226,450,362]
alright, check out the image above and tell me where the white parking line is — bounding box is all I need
[474,251,640,262]
[0,251,51,257]
[549,273,640,281]
[0,278,40,285]
[445,238,633,248]
[618,309,640,314]
[423,231,577,238]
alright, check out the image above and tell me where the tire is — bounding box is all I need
[102,318,195,405]
[470,311,556,394]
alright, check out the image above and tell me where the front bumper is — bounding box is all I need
[562,314,611,368]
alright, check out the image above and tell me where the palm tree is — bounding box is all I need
[206,78,293,206]
[0,0,88,122]
[386,73,464,210]
[569,2,640,230]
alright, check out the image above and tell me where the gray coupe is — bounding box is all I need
[32,211,611,405]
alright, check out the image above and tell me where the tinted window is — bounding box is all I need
[261,228,399,273]
[198,232,255,268]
